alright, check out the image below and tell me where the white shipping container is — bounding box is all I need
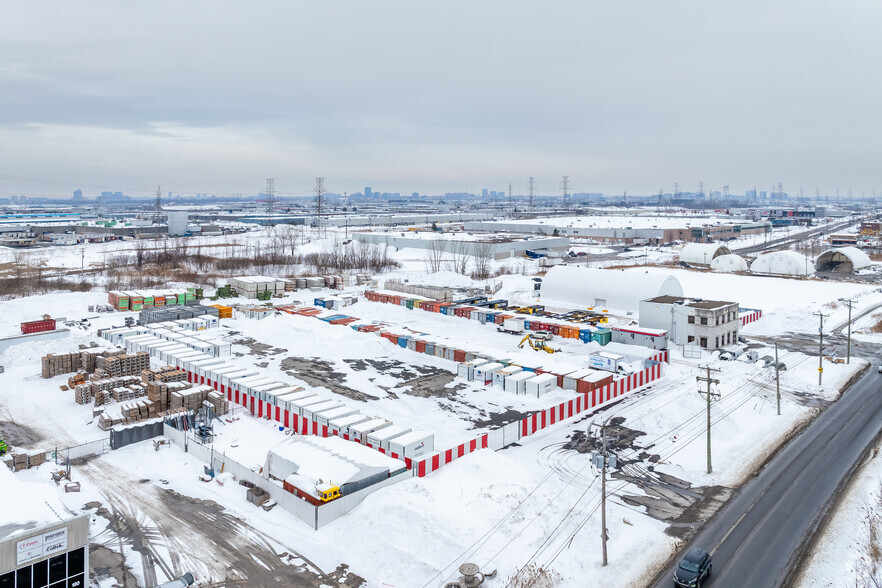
[525,373,557,398]
[503,317,526,333]
[287,395,329,417]
[562,368,594,390]
[329,413,370,434]
[493,365,523,388]
[457,358,489,381]
[387,430,434,459]
[350,418,391,443]
[315,406,358,427]
[505,370,536,395]
[301,400,344,421]
[367,425,412,451]
[474,362,504,385]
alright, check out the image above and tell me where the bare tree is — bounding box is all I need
[446,239,470,275]
[471,241,494,280]
[425,235,447,273]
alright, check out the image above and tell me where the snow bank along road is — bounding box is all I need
[650,358,882,588]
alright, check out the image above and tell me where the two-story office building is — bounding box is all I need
[639,295,739,350]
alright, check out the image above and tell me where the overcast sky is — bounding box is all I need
[2,1,881,198]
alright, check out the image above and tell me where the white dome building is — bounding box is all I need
[679,243,732,267]
[540,266,683,311]
[710,254,749,272]
[750,250,813,276]
[814,247,871,273]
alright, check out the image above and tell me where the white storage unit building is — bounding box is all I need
[474,362,504,385]
[350,418,392,443]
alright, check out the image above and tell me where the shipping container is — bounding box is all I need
[474,362,504,385]
[525,373,557,397]
[457,358,489,381]
[301,400,344,422]
[330,413,371,437]
[505,371,535,394]
[576,370,614,394]
[21,318,56,334]
[366,424,412,451]
[493,365,523,388]
[315,405,359,427]
[388,430,434,460]
[562,368,595,390]
[287,395,329,417]
[350,418,392,443]
[588,351,624,373]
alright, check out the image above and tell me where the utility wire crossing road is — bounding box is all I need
[652,362,882,588]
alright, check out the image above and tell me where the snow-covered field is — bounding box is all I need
[0,221,878,587]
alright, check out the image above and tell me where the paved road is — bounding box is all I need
[733,218,857,255]
[651,357,882,588]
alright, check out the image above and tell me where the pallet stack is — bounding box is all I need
[146,380,191,413]
[74,384,92,405]
[10,452,27,472]
[42,353,81,378]
[96,352,150,378]
[206,390,229,416]
[169,385,218,413]
[111,384,147,403]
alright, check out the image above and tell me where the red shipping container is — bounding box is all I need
[415,340,426,353]
[21,319,56,334]
[453,349,466,362]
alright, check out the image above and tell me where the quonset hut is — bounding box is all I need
[710,254,749,272]
[750,250,812,276]
[814,246,871,273]
[540,266,683,311]
[678,243,732,267]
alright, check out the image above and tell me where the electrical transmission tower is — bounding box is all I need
[527,177,535,209]
[314,177,325,236]
[508,182,512,209]
[265,178,276,218]
[561,176,570,208]
[153,186,162,224]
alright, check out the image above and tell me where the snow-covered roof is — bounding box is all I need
[710,253,749,272]
[541,266,683,311]
[815,246,871,273]
[679,242,731,265]
[267,435,405,489]
[750,250,812,276]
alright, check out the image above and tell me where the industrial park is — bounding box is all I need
[4,2,882,588]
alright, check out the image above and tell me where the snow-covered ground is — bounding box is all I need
[797,438,882,587]
[1,221,879,587]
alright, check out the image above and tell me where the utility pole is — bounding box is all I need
[842,299,854,364]
[775,342,781,416]
[815,311,828,385]
[590,421,616,567]
[527,177,535,209]
[696,366,721,474]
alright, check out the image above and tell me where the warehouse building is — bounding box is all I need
[0,468,89,588]
[814,246,872,273]
[639,295,739,350]
[352,231,569,260]
[678,243,732,267]
[540,266,683,311]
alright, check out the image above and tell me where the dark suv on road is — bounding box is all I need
[673,547,712,587]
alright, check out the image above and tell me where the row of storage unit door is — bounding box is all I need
[363,290,615,345]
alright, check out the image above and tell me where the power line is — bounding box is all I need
[265,177,276,217]
[528,177,535,209]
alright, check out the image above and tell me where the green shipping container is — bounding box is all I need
[187,287,195,294]
[131,303,143,311]
[177,293,187,304]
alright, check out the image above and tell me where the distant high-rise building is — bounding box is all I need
[760,191,767,200]
[73,189,83,201]
[364,187,372,199]
[481,188,489,199]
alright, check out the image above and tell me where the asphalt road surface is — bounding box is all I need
[651,359,882,588]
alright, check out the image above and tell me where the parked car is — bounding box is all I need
[878,364,882,373]
[673,547,712,587]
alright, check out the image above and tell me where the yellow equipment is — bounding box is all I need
[317,483,341,502]
[518,334,559,354]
